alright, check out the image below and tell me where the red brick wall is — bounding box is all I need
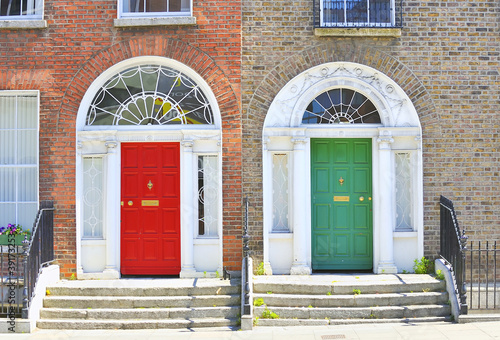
[0,0,242,277]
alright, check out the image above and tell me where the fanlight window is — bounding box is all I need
[87,65,214,126]
[302,88,381,124]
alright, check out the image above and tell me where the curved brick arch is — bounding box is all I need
[57,36,239,131]
[247,42,439,134]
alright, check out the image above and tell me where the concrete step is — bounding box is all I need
[255,316,452,327]
[253,277,446,295]
[37,317,238,330]
[254,304,451,320]
[43,294,240,309]
[253,291,448,308]
[40,306,240,320]
[46,280,240,297]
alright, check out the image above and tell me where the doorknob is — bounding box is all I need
[359,196,364,202]
[128,201,133,206]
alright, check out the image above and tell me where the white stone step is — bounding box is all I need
[255,316,452,327]
[254,304,451,320]
[43,294,240,309]
[40,306,239,320]
[253,291,448,307]
[37,317,237,330]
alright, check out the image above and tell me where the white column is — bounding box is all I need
[76,143,84,276]
[180,140,196,277]
[262,138,273,275]
[103,141,120,278]
[290,138,311,275]
[376,134,398,274]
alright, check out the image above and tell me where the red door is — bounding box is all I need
[120,142,181,275]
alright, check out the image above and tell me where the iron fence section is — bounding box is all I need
[466,241,500,311]
[314,0,403,28]
[439,195,468,314]
[0,201,54,319]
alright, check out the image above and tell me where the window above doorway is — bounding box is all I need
[302,88,381,125]
[86,64,214,127]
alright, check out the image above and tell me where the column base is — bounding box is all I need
[290,263,311,275]
[376,263,398,274]
[264,261,273,275]
[179,266,197,278]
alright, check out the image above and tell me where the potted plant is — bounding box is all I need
[0,224,31,246]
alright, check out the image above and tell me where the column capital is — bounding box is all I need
[291,137,307,145]
[105,141,118,150]
[181,140,194,148]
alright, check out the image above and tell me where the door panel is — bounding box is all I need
[120,142,181,275]
[311,138,373,270]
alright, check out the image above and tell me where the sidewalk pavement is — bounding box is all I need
[2,321,500,340]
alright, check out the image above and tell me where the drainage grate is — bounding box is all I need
[322,335,346,340]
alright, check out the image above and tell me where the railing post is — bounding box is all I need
[459,230,468,314]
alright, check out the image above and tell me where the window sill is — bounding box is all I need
[0,19,47,30]
[393,231,417,238]
[114,16,196,27]
[315,27,401,37]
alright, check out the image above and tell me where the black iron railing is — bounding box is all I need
[0,201,54,319]
[22,201,55,318]
[467,241,500,311]
[314,0,403,28]
[439,195,468,314]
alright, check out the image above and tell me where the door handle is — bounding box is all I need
[359,196,364,202]
[128,201,133,206]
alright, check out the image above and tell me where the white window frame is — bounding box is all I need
[117,0,192,18]
[0,90,39,230]
[0,0,43,19]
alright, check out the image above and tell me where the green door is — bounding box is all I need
[311,138,373,270]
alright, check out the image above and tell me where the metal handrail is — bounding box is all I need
[439,195,468,314]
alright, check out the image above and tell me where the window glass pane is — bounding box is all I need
[17,96,37,129]
[272,154,289,232]
[0,96,16,129]
[0,168,15,201]
[0,130,16,164]
[198,155,218,237]
[18,167,37,201]
[0,203,16,227]
[83,157,104,238]
[303,88,381,124]
[16,203,37,230]
[17,130,37,164]
[395,153,412,231]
